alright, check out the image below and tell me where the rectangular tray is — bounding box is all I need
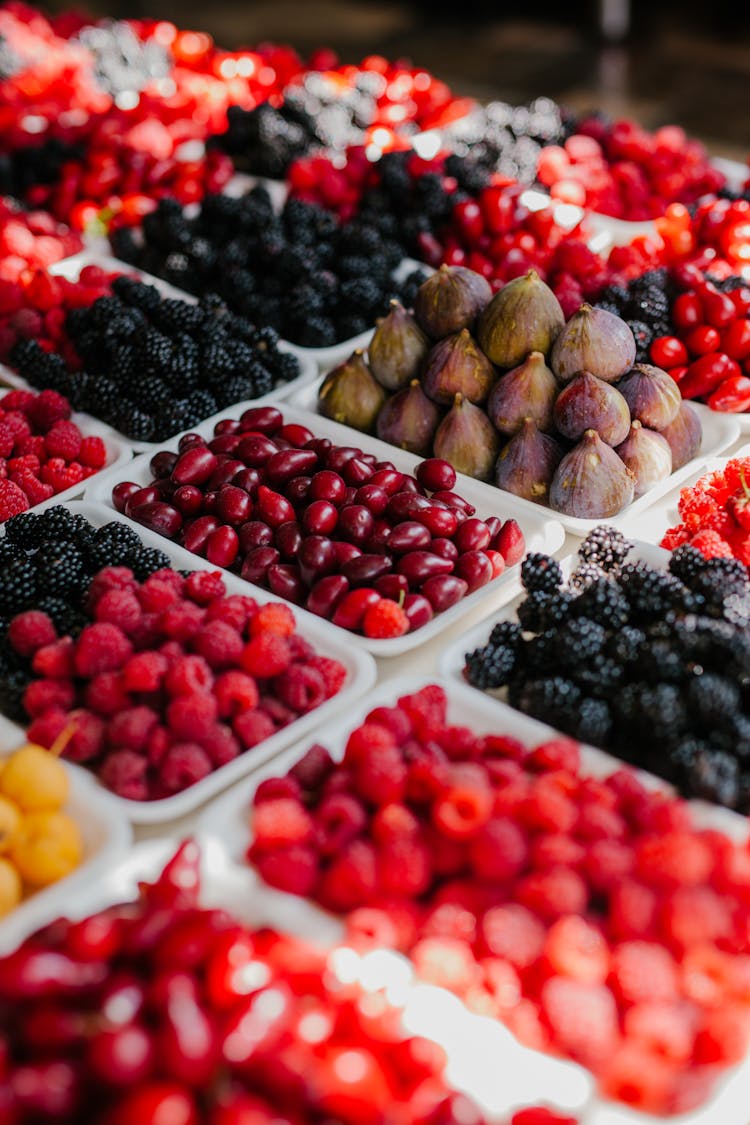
[198,672,750,1124]
[83,400,565,657]
[287,374,740,538]
[0,712,132,955]
[2,499,376,825]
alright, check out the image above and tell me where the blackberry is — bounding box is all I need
[688,674,742,727]
[618,563,690,620]
[87,522,143,569]
[524,630,563,675]
[627,319,654,360]
[578,526,632,571]
[622,682,689,742]
[572,656,624,698]
[0,558,38,613]
[489,621,523,649]
[36,597,86,637]
[41,544,86,599]
[555,617,607,663]
[569,561,605,591]
[639,638,688,683]
[465,642,517,689]
[153,299,204,335]
[669,544,709,586]
[509,676,582,731]
[575,697,612,744]
[114,408,156,443]
[0,668,30,722]
[520,553,563,594]
[573,578,630,630]
[517,589,574,633]
[5,511,44,548]
[130,546,172,582]
[686,749,741,808]
[607,625,646,666]
[0,541,23,564]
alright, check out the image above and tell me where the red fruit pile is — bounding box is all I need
[249,684,750,1114]
[537,120,724,221]
[12,568,346,801]
[0,839,491,1125]
[661,456,750,562]
[0,199,82,281]
[115,406,525,639]
[0,264,118,369]
[0,388,107,518]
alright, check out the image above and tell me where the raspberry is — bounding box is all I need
[289,743,334,791]
[365,705,412,743]
[318,840,378,912]
[520,779,577,834]
[138,576,182,613]
[254,798,314,848]
[694,1004,750,1065]
[164,654,213,696]
[184,570,226,605]
[198,724,240,767]
[371,802,421,843]
[32,637,75,680]
[27,390,71,432]
[583,839,634,893]
[147,725,170,767]
[480,733,526,762]
[611,941,679,1006]
[253,844,319,896]
[65,711,105,763]
[377,835,432,897]
[214,670,259,718]
[233,708,275,748]
[0,478,29,520]
[23,678,75,717]
[241,634,291,678]
[0,422,14,459]
[599,1044,675,1113]
[122,651,168,694]
[11,308,42,339]
[344,722,395,766]
[411,936,479,992]
[254,777,303,805]
[541,977,619,1066]
[108,706,159,752]
[166,693,219,740]
[314,793,368,855]
[9,454,41,476]
[192,620,244,669]
[205,594,256,631]
[362,598,409,638]
[27,708,68,750]
[74,623,133,677]
[527,738,581,773]
[512,1112,578,1125]
[399,685,448,738]
[661,885,732,951]
[78,436,107,468]
[287,634,315,663]
[515,867,588,922]
[12,469,54,506]
[3,412,31,442]
[468,817,528,882]
[308,656,347,698]
[480,905,546,969]
[94,588,143,636]
[161,600,206,641]
[432,781,493,840]
[623,1001,695,1063]
[346,905,419,952]
[44,419,82,460]
[14,435,46,460]
[100,748,149,801]
[249,602,296,638]
[688,528,734,559]
[544,915,609,984]
[259,697,295,730]
[609,879,658,940]
[8,610,56,657]
[636,832,714,889]
[161,742,213,792]
[529,833,586,871]
[85,567,137,611]
[83,671,131,717]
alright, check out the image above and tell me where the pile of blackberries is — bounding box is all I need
[209,101,321,179]
[596,269,676,362]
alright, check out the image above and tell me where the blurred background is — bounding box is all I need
[43,0,750,158]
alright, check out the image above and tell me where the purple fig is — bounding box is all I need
[478,270,564,368]
[495,419,564,503]
[616,363,681,431]
[414,264,492,339]
[615,420,673,497]
[422,329,496,405]
[553,370,631,446]
[369,300,429,390]
[319,350,386,433]
[550,429,635,518]
[487,351,558,435]
[659,401,702,469]
[376,380,440,457]
[433,393,500,482]
[551,303,636,383]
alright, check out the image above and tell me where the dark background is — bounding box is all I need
[48,0,750,157]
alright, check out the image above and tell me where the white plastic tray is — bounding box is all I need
[288,375,740,538]
[83,400,565,657]
[0,383,132,511]
[0,715,132,955]
[199,672,750,1124]
[0,498,376,824]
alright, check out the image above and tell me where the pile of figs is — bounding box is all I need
[318,266,702,519]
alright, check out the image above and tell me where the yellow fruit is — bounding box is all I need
[0,744,69,812]
[0,795,22,854]
[11,811,83,887]
[0,857,22,917]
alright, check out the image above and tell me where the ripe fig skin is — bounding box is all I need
[494,418,564,503]
[659,401,702,470]
[477,270,565,369]
[414,265,492,340]
[615,420,673,498]
[551,303,636,384]
[549,429,635,519]
[553,370,631,447]
[319,350,386,434]
[616,363,682,431]
[369,301,429,391]
[487,350,558,436]
[422,329,496,406]
[433,394,500,482]
[376,380,441,457]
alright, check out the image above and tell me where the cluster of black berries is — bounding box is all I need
[111,187,427,348]
[75,20,172,98]
[11,276,300,441]
[283,70,390,150]
[596,269,676,362]
[465,526,750,812]
[439,97,574,184]
[209,101,321,179]
[0,507,170,721]
[0,138,82,201]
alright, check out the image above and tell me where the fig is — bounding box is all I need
[414,264,492,339]
[495,419,564,503]
[659,401,702,470]
[376,380,440,457]
[433,394,500,482]
[553,370,631,446]
[616,363,681,431]
[477,270,564,368]
[422,329,496,405]
[319,350,386,433]
[368,301,429,390]
[487,351,558,435]
[615,420,673,498]
[550,429,635,519]
[551,303,636,384]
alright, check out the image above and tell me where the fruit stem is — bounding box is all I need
[48,722,78,759]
